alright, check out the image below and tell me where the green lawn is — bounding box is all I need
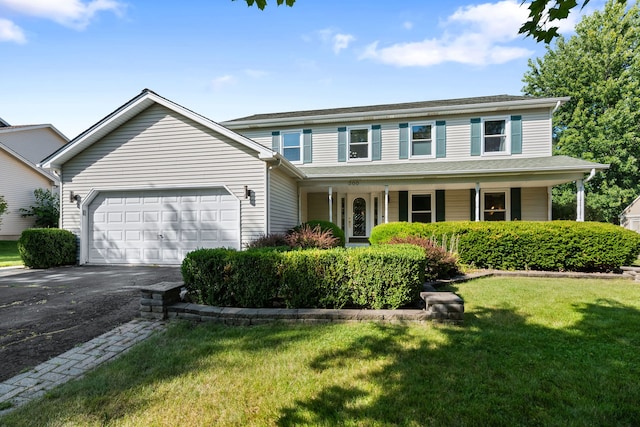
[2,277,640,426]
[0,241,22,267]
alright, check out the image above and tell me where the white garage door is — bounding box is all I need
[88,188,240,264]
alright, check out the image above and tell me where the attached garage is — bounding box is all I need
[87,188,240,264]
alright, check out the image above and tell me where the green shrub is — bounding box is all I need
[292,220,345,247]
[181,248,236,305]
[280,249,350,308]
[347,245,425,309]
[244,233,288,249]
[19,188,59,228]
[18,228,76,269]
[370,221,640,272]
[228,249,281,307]
[0,195,7,228]
[385,235,460,280]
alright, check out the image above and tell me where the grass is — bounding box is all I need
[0,240,22,267]
[2,276,640,426]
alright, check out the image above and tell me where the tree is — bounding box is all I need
[0,195,7,229]
[19,188,60,228]
[522,0,640,223]
[237,0,622,43]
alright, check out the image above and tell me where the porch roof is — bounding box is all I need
[298,156,608,180]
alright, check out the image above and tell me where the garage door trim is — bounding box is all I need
[79,184,241,265]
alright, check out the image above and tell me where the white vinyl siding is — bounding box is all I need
[61,104,266,248]
[269,168,299,233]
[445,189,471,221]
[521,187,549,221]
[0,154,55,239]
[230,109,552,166]
[0,127,67,164]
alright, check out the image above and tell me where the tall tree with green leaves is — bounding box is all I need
[523,0,640,223]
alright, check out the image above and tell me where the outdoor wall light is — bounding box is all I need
[69,191,81,203]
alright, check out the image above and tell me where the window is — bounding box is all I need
[483,192,507,221]
[411,123,434,157]
[281,131,301,162]
[410,193,433,223]
[483,118,508,154]
[349,127,369,160]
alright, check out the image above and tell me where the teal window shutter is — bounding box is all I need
[372,125,382,161]
[435,120,446,158]
[303,129,312,164]
[469,189,476,221]
[399,191,408,221]
[511,115,522,154]
[271,131,280,153]
[338,127,347,162]
[399,123,409,159]
[511,188,522,220]
[470,118,481,156]
[436,190,445,222]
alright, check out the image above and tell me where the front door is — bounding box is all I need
[348,194,368,240]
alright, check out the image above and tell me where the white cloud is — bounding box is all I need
[360,0,534,67]
[0,18,26,43]
[0,0,125,30]
[318,28,355,54]
[403,21,413,30]
[211,75,236,89]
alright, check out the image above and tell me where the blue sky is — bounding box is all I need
[0,0,605,139]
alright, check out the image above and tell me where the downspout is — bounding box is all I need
[552,100,562,114]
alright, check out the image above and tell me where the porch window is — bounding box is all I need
[410,193,433,223]
[349,127,370,160]
[483,192,506,221]
[411,123,433,157]
[281,131,302,163]
[483,118,508,154]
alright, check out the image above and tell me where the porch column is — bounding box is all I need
[576,179,584,222]
[547,186,553,221]
[328,186,333,223]
[384,185,389,224]
[475,182,480,222]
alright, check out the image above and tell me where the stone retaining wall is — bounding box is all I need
[139,282,465,325]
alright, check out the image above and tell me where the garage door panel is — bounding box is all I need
[89,188,240,264]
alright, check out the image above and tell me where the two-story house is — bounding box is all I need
[41,89,607,265]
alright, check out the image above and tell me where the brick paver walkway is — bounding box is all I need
[0,319,165,416]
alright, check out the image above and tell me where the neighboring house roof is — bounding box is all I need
[298,155,608,180]
[40,89,303,179]
[0,123,68,143]
[0,117,9,127]
[620,194,640,216]
[0,142,58,182]
[223,94,570,129]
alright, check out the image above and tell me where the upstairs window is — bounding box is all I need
[483,118,508,154]
[349,127,370,160]
[411,123,434,157]
[281,131,302,163]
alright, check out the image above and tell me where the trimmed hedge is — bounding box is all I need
[18,228,77,269]
[370,221,640,272]
[181,245,426,309]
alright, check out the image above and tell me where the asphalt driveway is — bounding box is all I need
[0,265,182,382]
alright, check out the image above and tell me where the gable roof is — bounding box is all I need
[0,124,68,145]
[223,94,570,129]
[0,142,58,182]
[0,117,9,127]
[40,89,279,170]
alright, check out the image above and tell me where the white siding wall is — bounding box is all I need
[0,154,54,239]
[521,187,549,221]
[232,109,553,167]
[269,167,299,233]
[445,189,471,221]
[61,105,266,247]
[0,128,67,164]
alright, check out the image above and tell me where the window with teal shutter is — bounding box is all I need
[303,129,312,163]
[436,121,446,158]
[511,115,522,154]
[271,131,280,153]
[399,123,409,159]
[372,125,381,161]
[338,127,347,162]
[470,118,481,156]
